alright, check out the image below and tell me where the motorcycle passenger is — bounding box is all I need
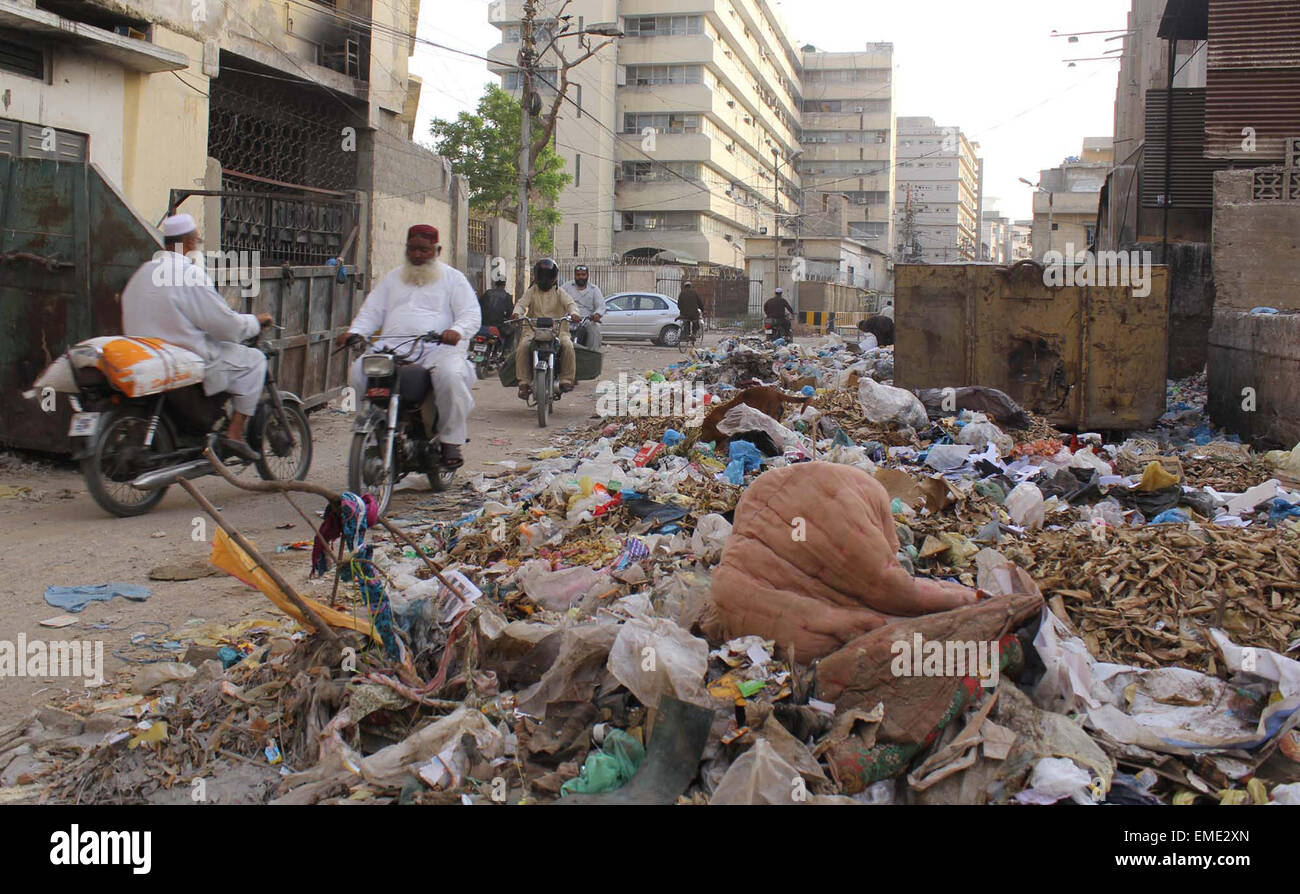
[121,213,273,462]
[480,274,514,340]
[763,288,795,340]
[512,258,580,399]
[333,224,480,469]
[560,264,605,349]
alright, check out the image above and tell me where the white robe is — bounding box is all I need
[561,281,605,348]
[347,262,481,444]
[121,251,266,414]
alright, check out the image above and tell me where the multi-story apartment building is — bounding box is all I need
[488,0,802,267]
[797,43,896,257]
[893,116,981,262]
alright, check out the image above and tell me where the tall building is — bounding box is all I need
[797,43,896,256]
[894,117,981,262]
[488,0,803,268]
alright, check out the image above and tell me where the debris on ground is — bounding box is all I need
[6,334,1300,806]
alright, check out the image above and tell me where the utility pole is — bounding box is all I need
[771,147,780,300]
[514,0,538,301]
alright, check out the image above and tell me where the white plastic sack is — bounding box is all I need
[1005,482,1046,529]
[716,404,802,449]
[1014,757,1095,805]
[958,421,1014,458]
[607,615,709,709]
[856,378,928,429]
[926,444,975,471]
[690,513,733,562]
[1070,447,1114,476]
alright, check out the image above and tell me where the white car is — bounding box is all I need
[601,292,683,346]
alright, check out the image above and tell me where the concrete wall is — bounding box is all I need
[1213,169,1300,312]
[1207,309,1300,449]
[1151,241,1215,379]
[360,115,465,284]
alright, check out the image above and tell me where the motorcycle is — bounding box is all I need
[63,328,312,517]
[469,324,508,379]
[341,331,458,517]
[764,317,794,343]
[512,315,590,428]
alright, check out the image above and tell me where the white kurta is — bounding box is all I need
[121,251,266,414]
[561,281,605,348]
[347,262,481,445]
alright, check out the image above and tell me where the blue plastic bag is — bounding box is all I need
[724,459,746,485]
[729,439,763,472]
[1150,509,1189,525]
[662,428,685,447]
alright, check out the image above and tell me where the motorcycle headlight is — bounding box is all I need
[362,355,396,377]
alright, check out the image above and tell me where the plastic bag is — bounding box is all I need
[857,378,928,429]
[729,439,763,472]
[709,739,805,805]
[1070,447,1113,476]
[691,513,733,562]
[1005,482,1046,529]
[607,615,710,709]
[925,444,975,471]
[560,729,645,796]
[957,421,1014,457]
[716,404,802,450]
[1014,757,1096,806]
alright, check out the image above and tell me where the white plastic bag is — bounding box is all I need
[1070,447,1114,476]
[1005,482,1046,529]
[1014,757,1095,805]
[607,615,710,708]
[958,421,1014,458]
[857,378,928,429]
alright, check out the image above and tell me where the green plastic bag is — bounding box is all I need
[560,729,645,796]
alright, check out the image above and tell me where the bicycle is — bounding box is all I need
[676,316,702,354]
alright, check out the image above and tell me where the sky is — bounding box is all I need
[408,0,1135,222]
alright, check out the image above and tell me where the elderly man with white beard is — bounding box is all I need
[334,224,480,468]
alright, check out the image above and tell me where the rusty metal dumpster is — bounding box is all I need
[0,152,362,452]
[893,261,1170,431]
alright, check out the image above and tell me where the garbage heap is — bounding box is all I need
[7,334,1300,806]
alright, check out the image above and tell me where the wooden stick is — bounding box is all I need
[177,477,341,645]
[201,449,463,596]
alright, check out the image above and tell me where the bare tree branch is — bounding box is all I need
[529,38,613,165]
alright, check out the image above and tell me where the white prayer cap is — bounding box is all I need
[161,213,198,239]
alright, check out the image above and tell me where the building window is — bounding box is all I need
[625,15,702,36]
[626,65,703,86]
[621,113,702,135]
[0,33,45,80]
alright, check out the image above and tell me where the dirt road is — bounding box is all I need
[0,337,706,722]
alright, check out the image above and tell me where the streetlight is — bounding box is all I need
[1020,177,1054,256]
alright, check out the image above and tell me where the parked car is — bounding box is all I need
[600,292,683,346]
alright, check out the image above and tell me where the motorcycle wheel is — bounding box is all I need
[347,424,396,517]
[255,402,313,482]
[81,409,175,518]
[474,363,487,380]
[535,368,551,428]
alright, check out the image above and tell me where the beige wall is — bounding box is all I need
[1213,169,1300,312]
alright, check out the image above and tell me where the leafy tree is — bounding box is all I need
[430,84,570,254]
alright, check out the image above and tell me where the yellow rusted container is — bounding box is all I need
[894,261,1171,431]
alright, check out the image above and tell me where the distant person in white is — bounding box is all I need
[560,265,605,349]
[121,213,272,461]
[335,224,480,467]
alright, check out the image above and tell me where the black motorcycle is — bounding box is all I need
[512,315,591,428]
[469,324,508,379]
[764,317,794,343]
[342,332,458,516]
[67,328,312,517]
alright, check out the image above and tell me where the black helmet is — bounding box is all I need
[534,258,559,290]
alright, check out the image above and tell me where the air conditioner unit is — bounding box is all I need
[855,106,865,113]
[615,66,627,86]
[614,167,625,181]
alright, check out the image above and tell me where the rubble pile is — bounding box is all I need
[5,334,1300,806]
